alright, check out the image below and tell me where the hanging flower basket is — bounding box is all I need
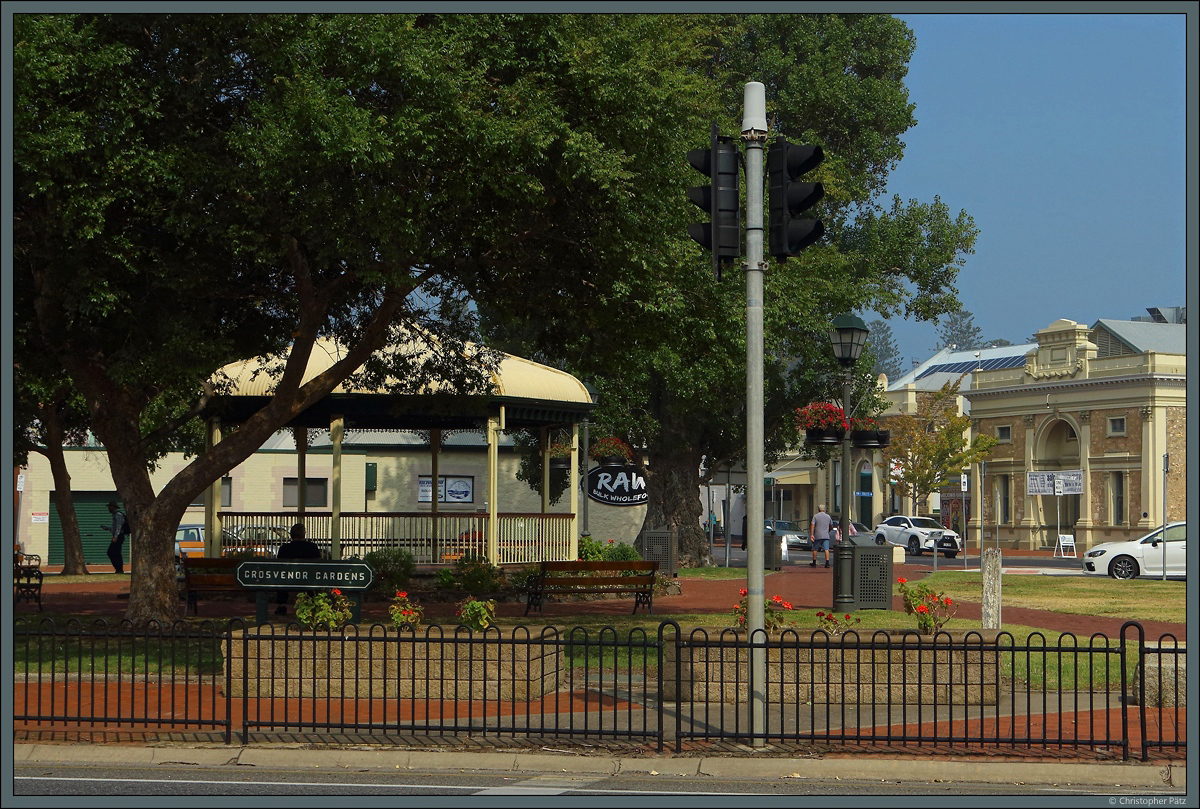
[588,435,633,466]
[851,429,890,448]
[805,427,846,445]
[548,441,572,469]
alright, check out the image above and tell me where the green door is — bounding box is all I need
[47,491,128,566]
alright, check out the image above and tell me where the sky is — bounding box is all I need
[871,12,1189,366]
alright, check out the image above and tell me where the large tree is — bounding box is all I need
[484,14,977,565]
[936,309,985,351]
[14,13,719,623]
[866,319,905,381]
[880,375,997,513]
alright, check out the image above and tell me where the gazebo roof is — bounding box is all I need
[205,338,595,430]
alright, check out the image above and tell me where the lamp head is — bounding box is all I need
[829,314,869,368]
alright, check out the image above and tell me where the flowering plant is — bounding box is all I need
[547,441,572,459]
[455,596,497,632]
[849,416,880,431]
[588,435,633,462]
[388,590,424,630]
[731,589,794,632]
[795,403,848,432]
[895,577,957,634]
[293,588,353,630]
[814,610,862,637]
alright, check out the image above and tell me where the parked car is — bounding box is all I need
[1082,522,1186,580]
[873,515,962,558]
[174,524,206,561]
[765,520,810,551]
[221,525,290,556]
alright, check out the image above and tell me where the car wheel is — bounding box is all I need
[875,535,887,545]
[1110,555,1139,580]
[943,551,958,559]
[907,537,921,556]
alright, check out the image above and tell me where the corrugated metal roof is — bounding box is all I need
[216,338,592,406]
[1090,320,1187,355]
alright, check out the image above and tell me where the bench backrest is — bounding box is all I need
[181,557,243,586]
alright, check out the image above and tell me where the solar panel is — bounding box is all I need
[914,355,1025,381]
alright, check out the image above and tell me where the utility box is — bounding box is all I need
[639,529,677,577]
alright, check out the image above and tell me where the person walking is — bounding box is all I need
[101,501,129,574]
[809,504,833,568]
[275,523,322,616]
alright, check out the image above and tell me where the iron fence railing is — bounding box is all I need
[12,618,1185,760]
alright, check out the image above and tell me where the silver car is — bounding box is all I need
[873,515,962,558]
[766,520,810,551]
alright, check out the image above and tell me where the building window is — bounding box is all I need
[997,475,1010,525]
[1107,416,1126,436]
[995,425,1011,442]
[1065,424,1077,441]
[1110,471,1125,525]
[190,477,232,508]
[283,477,328,508]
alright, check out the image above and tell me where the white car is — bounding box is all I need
[1082,522,1186,580]
[873,515,962,558]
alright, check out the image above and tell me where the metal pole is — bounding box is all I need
[724,465,731,567]
[1162,453,1168,581]
[742,81,768,746]
[581,417,590,537]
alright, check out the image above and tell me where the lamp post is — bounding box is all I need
[581,382,600,539]
[829,314,869,613]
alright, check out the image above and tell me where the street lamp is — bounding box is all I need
[581,381,600,539]
[829,314,868,613]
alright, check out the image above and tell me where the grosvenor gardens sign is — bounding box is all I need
[235,560,374,590]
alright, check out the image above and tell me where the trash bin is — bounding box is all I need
[638,529,677,577]
[763,530,783,571]
[832,542,892,612]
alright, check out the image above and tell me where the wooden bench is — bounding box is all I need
[524,560,659,616]
[14,553,43,611]
[180,557,246,615]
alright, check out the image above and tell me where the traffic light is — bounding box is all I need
[767,137,824,260]
[687,123,740,280]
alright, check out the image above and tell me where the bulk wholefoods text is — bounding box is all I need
[237,565,371,589]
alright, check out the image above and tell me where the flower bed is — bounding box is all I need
[226,625,562,700]
[661,628,1001,705]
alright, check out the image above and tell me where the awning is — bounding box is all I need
[772,470,816,485]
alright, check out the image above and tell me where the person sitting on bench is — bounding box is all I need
[275,523,321,615]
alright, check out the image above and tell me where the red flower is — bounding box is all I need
[739,588,748,597]
[771,594,783,604]
[782,601,793,610]
[943,597,953,606]
[397,591,406,599]
[815,611,825,618]
[896,577,907,584]
[844,614,851,621]
[916,604,929,614]
[331,588,342,596]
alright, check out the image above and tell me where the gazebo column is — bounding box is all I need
[486,412,500,566]
[540,426,551,513]
[569,423,580,558]
[294,427,307,521]
[204,417,222,557]
[430,428,440,561]
[330,414,343,560]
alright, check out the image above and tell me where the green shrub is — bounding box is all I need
[605,542,642,562]
[454,553,501,595]
[434,567,457,590]
[364,548,416,596]
[577,535,605,561]
[577,536,642,562]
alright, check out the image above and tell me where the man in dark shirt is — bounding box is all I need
[275,523,321,615]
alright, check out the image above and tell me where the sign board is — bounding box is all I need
[1055,534,1077,558]
[587,465,648,506]
[31,512,48,524]
[960,472,969,491]
[418,475,474,503]
[235,560,374,590]
[1026,470,1083,496]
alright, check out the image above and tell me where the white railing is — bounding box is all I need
[217,511,575,564]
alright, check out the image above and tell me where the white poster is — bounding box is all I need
[31,512,49,523]
[418,476,474,503]
[1026,470,1083,496]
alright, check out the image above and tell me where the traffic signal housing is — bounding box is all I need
[687,123,741,280]
[767,137,824,260]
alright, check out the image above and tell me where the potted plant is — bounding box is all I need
[795,403,847,445]
[588,435,634,467]
[547,441,572,470]
[849,416,890,448]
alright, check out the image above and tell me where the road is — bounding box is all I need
[12,761,1184,799]
[711,543,1086,574]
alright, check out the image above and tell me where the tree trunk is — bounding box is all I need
[642,448,713,568]
[38,443,89,575]
[36,405,91,575]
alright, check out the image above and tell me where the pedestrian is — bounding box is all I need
[809,504,833,568]
[740,513,748,551]
[101,501,129,574]
[275,523,322,615]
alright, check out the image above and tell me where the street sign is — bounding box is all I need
[235,560,374,590]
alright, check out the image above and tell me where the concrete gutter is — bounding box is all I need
[14,743,1185,790]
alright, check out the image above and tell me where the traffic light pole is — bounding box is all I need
[741,81,768,748]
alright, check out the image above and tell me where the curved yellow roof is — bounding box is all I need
[215,337,593,407]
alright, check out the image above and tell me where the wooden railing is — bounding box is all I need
[216,511,575,565]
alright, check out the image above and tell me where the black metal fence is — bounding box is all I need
[13,618,1185,760]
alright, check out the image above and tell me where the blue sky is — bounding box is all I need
[872,12,1188,365]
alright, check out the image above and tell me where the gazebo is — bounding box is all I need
[199,338,596,565]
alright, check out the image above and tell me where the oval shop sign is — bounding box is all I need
[587,465,648,507]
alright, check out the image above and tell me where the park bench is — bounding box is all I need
[524,559,658,616]
[14,552,43,611]
[180,556,246,615]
